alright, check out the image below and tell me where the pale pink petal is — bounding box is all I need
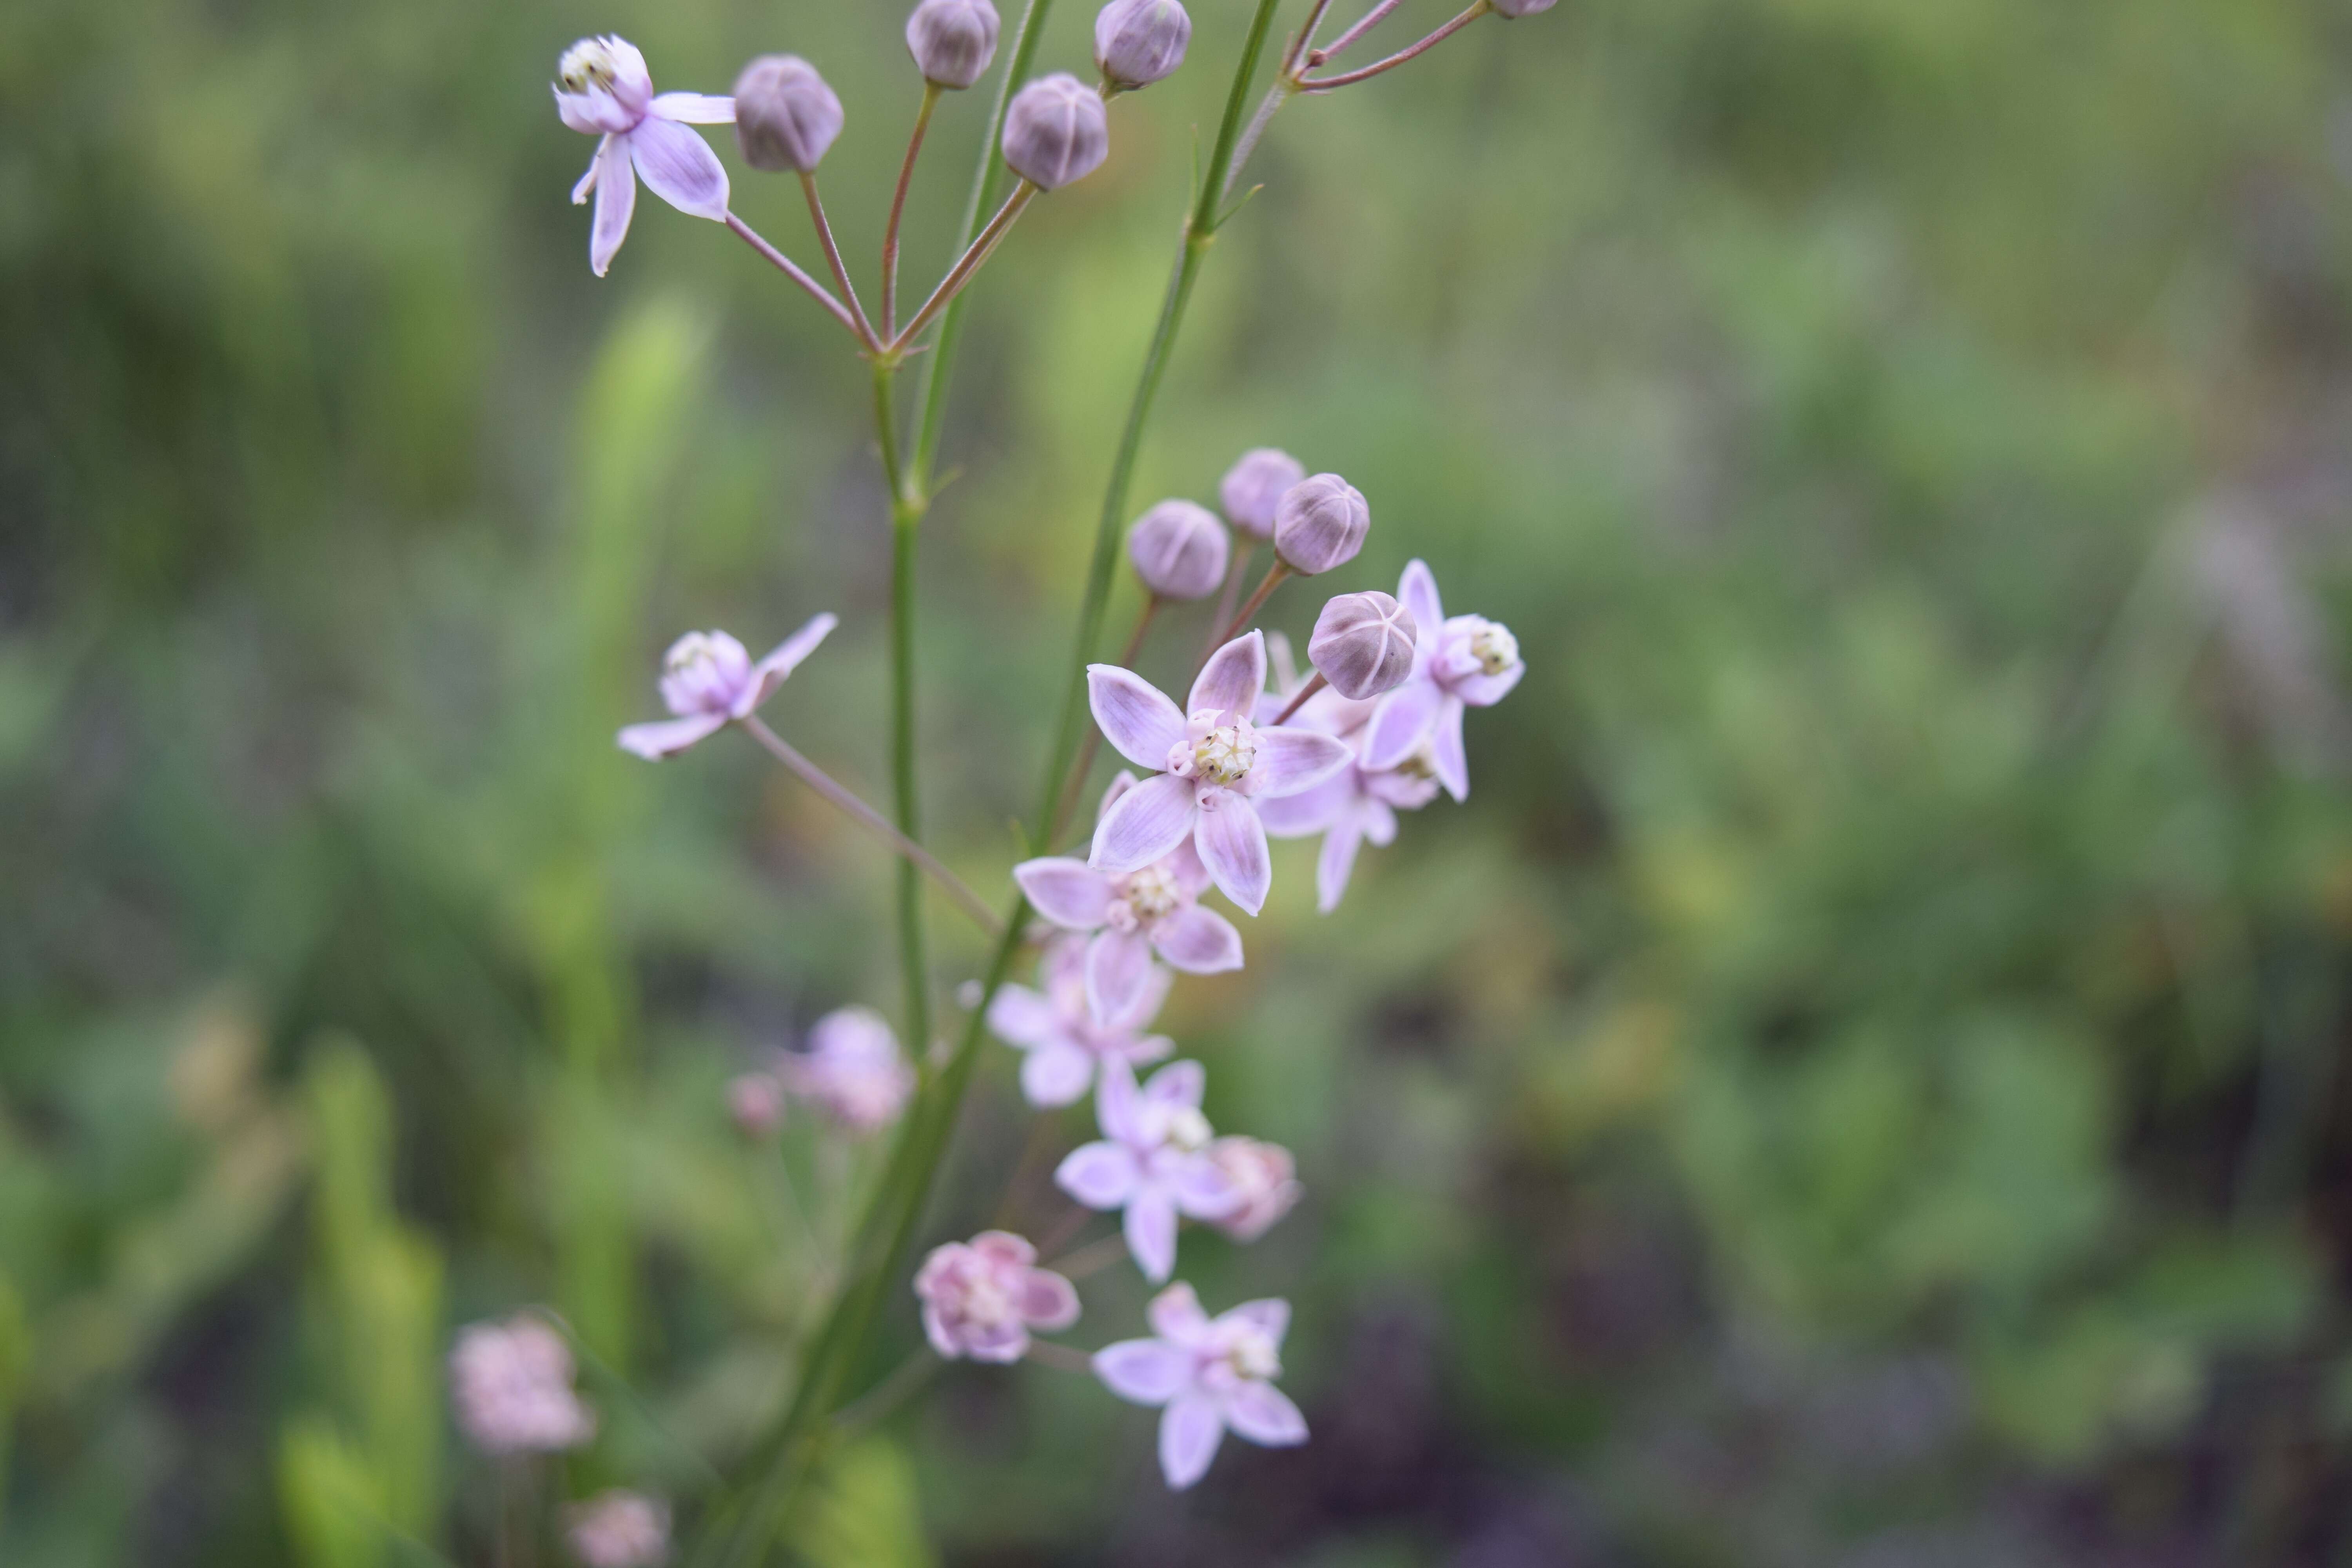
[1361,797,1399,846]
[972,1230,1036,1265]
[1452,659,1523,708]
[1193,791,1271,916]
[571,144,602,204]
[1096,1057,1142,1141]
[1099,769,1139,822]
[1166,834,1213,896]
[965,1324,1031,1363]
[1315,814,1365,915]
[1020,1042,1096,1107]
[1223,1298,1291,1347]
[1015,858,1115,929]
[1055,1142,1141,1209]
[588,133,637,277]
[1151,906,1243,974]
[1221,1381,1308,1447]
[1142,1059,1205,1109]
[1433,695,1468,802]
[1158,1394,1225,1489]
[1170,1156,1240,1220]
[921,1302,960,1359]
[1085,928,1157,1027]
[1124,1189,1179,1281]
[616,711,726,759]
[1147,1282,1212,1343]
[1189,630,1267,721]
[1094,1339,1191,1405]
[1019,1269,1082,1330]
[1254,769,1351,837]
[1090,773,1198,875]
[1087,666,1187,769]
[985,983,1064,1051]
[628,115,729,221]
[739,612,838,715]
[1249,728,1353,798]
[1362,677,1443,771]
[1103,960,1175,1033]
[1397,559,1443,670]
[650,91,736,123]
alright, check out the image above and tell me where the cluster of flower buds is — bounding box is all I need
[449,1314,596,1455]
[564,1491,671,1568]
[729,1006,917,1138]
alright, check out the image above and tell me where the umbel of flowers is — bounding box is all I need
[457,0,1550,1542]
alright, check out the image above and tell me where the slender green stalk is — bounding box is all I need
[873,362,932,1083]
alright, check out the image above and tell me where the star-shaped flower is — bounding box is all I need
[615,613,836,760]
[1054,1060,1237,1282]
[555,36,739,277]
[1359,560,1524,800]
[987,934,1176,1107]
[1093,1283,1308,1490]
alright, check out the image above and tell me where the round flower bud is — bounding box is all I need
[1492,0,1558,14]
[1272,473,1370,576]
[1001,74,1110,189]
[1094,0,1192,90]
[732,55,844,173]
[1308,591,1417,701]
[1218,447,1305,539]
[905,0,1001,89]
[1127,500,1230,600]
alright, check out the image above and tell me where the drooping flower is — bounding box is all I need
[554,36,739,277]
[1016,773,1245,1023]
[914,1230,1082,1362]
[616,613,837,760]
[1085,631,1352,915]
[1360,560,1524,801]
[1054,1060,1237,1282]
[1254,679,1441,914]
[987,933,1175,1106]
[1093,1283,1308,1490]
[449,1314,595,1455]
[780,1007,915,1132]
[1206,1136,1302,1242]
[563,1491,670,1568]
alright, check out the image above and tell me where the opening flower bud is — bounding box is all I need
[733,55,844,173]
[1272,473,1370,576]
[1094,0,1192,90]
[1308,590,1418,701]
[1127,499,1229,600]
[906,0,1001,89]
[1002,74,1110,189]
[1218,447,1304,539]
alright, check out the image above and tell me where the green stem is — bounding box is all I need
[873,360,932,1080]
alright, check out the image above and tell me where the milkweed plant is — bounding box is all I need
[465,0,1548,1559]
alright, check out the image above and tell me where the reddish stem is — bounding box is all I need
[725,212,862,340]
[1300,0,1491,91]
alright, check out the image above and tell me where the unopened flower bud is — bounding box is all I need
[1094,0,1192,90]
[728,1072,786,1138]
[906,0,1001,89]
[732,55,844,173]
[1218,447,1305,539]
[1308,591,1417,700]
[1001,74,1110,189]
[1492,0,1558,14]
[1127,500,1229,600]
[1272,473,1370,575]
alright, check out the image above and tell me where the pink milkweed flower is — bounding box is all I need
[780,1007,915,1132]
[1359,560,1524,801]
[555,36,739,277]
[1016,772,1245,1023]
[1254,681,1441,914]
[449,1314,595,1455]
[616,613,837,760]
[987,934,1175,1106]
[915,1230,1082,1362]
[1085,631,1352,916]
[1206,1135,1302,1241]
[1093,1283,1308,1490]
[563,1490,670,1568]
[1054,1059,1238,1282]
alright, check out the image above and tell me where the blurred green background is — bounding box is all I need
[6,0,2352,1561]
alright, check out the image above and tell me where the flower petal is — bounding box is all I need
[1249,728,1353,798]
[1093,1339,1191,1405]
[1193,791,1272,916]
[1362,677,1443,771]
[1099,769,1139,823]
[1159,1394,1225,1489]
[1096,1056,1141,1142]
[1452,657,1524,708]
[1142,1059,1205,1109]
[628,114,729,221]
[1086,928,1158,1027]
[1090,773,1198,876]
[1315,813,1365,915]
[1014,858,1114,930]
[616,711,726,759]
[1055,1142,1140,1209]
[1166,833,1214,895]
[650,90,736,123]
[1087,666,1187,770]
[739,612,838,715]
[921,1302,961,1359]
[1433,694,1468,802]
[588,133,637,277]
[1170,1155,1239,1220]
[1020,1268,1082,1330]
[1151,906,1244,974]
[1124,1188,1179,1281]
[1103,959,1175,1033]
[1020,1042,1097,1107]
[571,145,601,204]
[1254,769,1351,837]
[1221,1381,1308,1448]
[972,1230,1036,1265]
[1361,796,1399,846]
[1147,1282,1212,1343]
[1223,1298,1291,1350]
[985,983,1063,1051]
[1189,630,1267,721]
[1397,559,1443,669]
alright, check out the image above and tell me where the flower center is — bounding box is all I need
[1191,724,1256,786]
[1222,1327,1280,1381]
[1395,740,1439,781]
[664,632,724,683]
[1119,863,1181,924]
[557,38,623,93]
[1469,621,1519,677]
[962,1274,1015,1327]
[1163,1105,1212,1153]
